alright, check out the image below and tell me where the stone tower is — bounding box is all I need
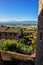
[35,0,43,65]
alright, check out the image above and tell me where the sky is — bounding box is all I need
[0,0,38,22]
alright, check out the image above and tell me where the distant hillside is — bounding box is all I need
[0,21,37,25]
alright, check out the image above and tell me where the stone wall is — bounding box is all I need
[0,50,35,65]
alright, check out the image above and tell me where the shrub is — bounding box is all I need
[20,45,33,55]
[2,40,18,51]
[1,40,33,55]
[20,39,26,45]
[20,38,32,46]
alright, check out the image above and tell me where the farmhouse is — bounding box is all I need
[23,31,34,38]
[0,26,21,40]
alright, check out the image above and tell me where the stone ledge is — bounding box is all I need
[0,50,35,61]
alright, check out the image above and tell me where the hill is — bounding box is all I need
[0,21,37,25]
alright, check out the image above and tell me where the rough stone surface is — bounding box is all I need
[35,0,43,65]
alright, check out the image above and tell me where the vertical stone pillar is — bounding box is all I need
[35,0,43,65]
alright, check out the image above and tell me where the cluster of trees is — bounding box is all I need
[1,40,32,55]
[0,37,36,55]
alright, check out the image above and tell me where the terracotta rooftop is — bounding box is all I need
[0,26,20,33]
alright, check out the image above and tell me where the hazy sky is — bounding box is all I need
[0,0,38,22]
